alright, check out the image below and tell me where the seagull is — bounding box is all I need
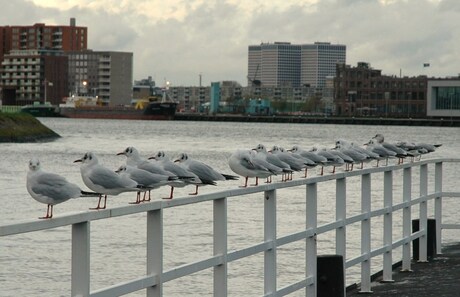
[270,146,310,177]
[174,152,238,195]
[115,165,177,203]
[309,146,345,175]
[333,142,368,171]
[253,144,293,182]
[149,151,203,199]
[228,149,277,187]
[26,158,99,219]
[364,139,396,166]
[117,147,176,177]
[289,145,329,165]
[74,152,142,209]
[395,140,442,161]
[335,139,378,168]
[372,134,410,164]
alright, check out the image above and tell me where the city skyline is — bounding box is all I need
[2,0,458,86]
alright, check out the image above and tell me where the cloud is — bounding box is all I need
[3,0,460,86]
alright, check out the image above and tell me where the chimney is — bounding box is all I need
[70,18,76,26]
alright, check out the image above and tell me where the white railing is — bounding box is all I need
[1,158,460,297]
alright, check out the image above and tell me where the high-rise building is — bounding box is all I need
[248,42,301,87]
[301,42,346,88]
[248,42,346,89]
[0,18,87,63]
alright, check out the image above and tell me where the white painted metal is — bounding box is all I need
[214,197,228,297]
[306,183,318,297]
[360,174,372,293]
[335,178,346,258]
[72,221,90,297]
[382,170,394,282]
[335,177,347,297]
[401,167,412,271]
[435,162,443,254]
[264,190,277,296]
[147,209,163,297]
[419,164,428,262]
[1,158,460,297]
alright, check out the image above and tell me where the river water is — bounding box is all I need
[0,118,459,296]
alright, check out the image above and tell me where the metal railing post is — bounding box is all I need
[336,178,346,259]
[147,209,163,297]
[382,170,394,282]
[264,190,277,296]
[419,164,428,262]
[435,162,443,254]
[214,197,228,297]
[402,167,412,271]
[71,221,90,297]
[306,183,317,297]
[360,173,372,293]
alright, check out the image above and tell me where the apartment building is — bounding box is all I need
[0,49,68,105]
[0,18,87,63]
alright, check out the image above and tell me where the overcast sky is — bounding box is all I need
[1,0,459,86]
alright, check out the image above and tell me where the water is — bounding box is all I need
[1,118,459,296]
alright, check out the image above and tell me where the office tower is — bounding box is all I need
[301,42,346,88]
[248,42,346,88]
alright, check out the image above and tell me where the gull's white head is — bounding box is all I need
[28,158,41,171]
[175,153,189,163]
[74,152,98,165]
[117,146,139,158]
[151,150,167,161]
[253,144,267,152]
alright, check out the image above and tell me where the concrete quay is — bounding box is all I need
[347,243,460,297]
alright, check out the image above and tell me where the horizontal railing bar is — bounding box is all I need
[272,278,311,296]
[346,230,426,269]
[163,256,223,282]
[442,192,460,198]
[90,274,157,297]
[442,224,460,229]
[276,230,307,246]
[227,242,271,262]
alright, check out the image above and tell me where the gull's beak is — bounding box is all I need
[73,159,82,163]
[148,156,155,160]
[116,152,125,156]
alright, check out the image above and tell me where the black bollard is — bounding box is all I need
[317,254,345,297]
[412,218,437,260]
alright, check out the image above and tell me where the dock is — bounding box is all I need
[347,243,460,296]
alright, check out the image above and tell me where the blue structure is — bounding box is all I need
[210,82,220,114]
[247,98,271,115]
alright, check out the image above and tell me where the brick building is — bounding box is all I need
[334,62,427,117]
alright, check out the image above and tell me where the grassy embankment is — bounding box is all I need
[0,112,60,142]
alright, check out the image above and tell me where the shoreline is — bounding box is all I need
[0,112,60,142]
[174,113,460,127]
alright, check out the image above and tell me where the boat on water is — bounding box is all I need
[59,96,177,120]
[20,102,61,117]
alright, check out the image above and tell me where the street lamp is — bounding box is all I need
[44,79,53,104]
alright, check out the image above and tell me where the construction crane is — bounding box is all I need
[247,64,261,87]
